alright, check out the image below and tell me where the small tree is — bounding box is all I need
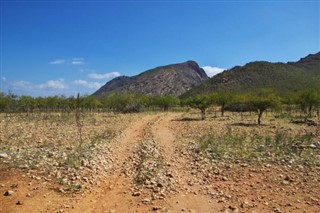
[246,89,281,125]
[185,95,212,120]
[34,97,47,111]
[152,95,179,111]
[211,90,234,117]
[0,92,15,113]
[225,93,253,121]
[81,96,102,111]
[102,94,147,113]
[46,96,59,111]
[281,93,297,115]
[18,95,35,113]
[296,89,320,119]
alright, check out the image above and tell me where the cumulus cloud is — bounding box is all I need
[71,58,84,65]
[73,80,102,89]
[88,72,120,80]
[12,81,34,90]
[50,59,65,64]
[12,79,68,91]
[39,79,68,90]
[50,58,84,65]
[202,66,225,77]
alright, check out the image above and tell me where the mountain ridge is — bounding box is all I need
[93,60,209,97]
[182,52,320,97]
[93,52,320,98]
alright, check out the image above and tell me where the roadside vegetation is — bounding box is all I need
[197,127,319,166]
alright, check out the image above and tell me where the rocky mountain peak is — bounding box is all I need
[93,60,209,97]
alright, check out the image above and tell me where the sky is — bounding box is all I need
[0,0,319,97]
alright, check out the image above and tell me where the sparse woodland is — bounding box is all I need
[1,88,319,125]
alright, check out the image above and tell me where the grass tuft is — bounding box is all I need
[198,128,319,166]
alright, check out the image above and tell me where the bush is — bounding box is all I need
[198,129,318,166]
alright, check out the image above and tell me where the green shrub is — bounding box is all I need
[198,129,318,166]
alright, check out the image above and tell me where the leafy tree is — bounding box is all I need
[185,95,212,120]
[81,96,102,111]
[281,93,299,115]
[34,97,47,111]
[246,89,281,125]
[56,95,69,111]
[0,92,15,112]
[224,93,254,120]
[152,95,179,111]
[102,94,147,113]
[296,89,320,118]
[18,96,35,113]
[210,90,234,117]
[67,96,77,111]
[46,96,59,111]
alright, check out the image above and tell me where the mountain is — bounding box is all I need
[93,61,209,97]
[92,76,132,96]
[182,52,320,97]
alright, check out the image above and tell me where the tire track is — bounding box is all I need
[151,113,221,213]
[70,114,160,213]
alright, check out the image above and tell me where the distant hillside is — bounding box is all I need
[93,61,209,97]
[182,52,320,97]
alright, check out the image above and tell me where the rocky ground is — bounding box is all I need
[0,111,319,213]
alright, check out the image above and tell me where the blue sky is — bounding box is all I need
[1,1,319,97]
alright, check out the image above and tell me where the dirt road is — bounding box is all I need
[66,113,220,212]
[1,112,319,213]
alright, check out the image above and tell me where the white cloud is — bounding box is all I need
[71,60,84,65]
[50,58,84,65]
[88,72,120,80]
[73,80,102,89]
[1,76,6,81]
[39,79,68,90]
[202,66,225,77]
[12,81,34,90]
[50,59,65,64]
[71,58,84,65]
[12,79,68,91]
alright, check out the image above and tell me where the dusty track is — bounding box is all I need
[1,112,319,213]
[70,113,220,212]
[69,114,160,213]
[1,113,221,212]
[152,114,220,212]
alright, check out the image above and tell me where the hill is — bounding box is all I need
[93,61,209,97]
[182,52,320,97]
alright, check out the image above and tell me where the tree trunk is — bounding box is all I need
[308,105,313,118]
[258,110,264,125]
[200,108,206,120]
[221,104,225,117]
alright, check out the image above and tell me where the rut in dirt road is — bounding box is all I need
[151,113,220,212]
[69,114,163,213]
